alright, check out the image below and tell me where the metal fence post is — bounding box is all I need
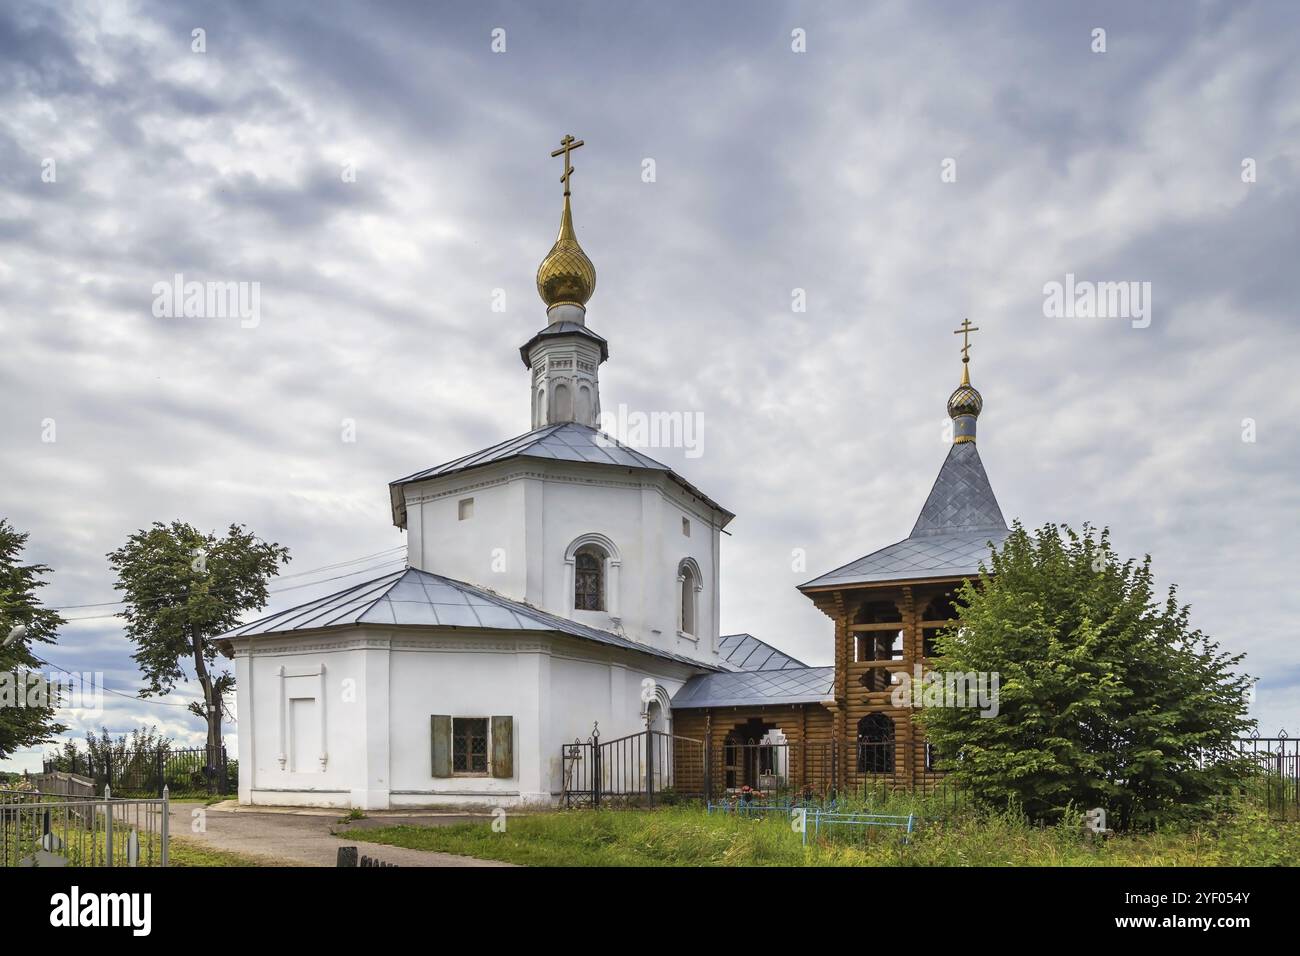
[160,785,169,867]
[646,732,654,807]
[156,747,164,797]
[104,784,113,867]
[704,737,713,803]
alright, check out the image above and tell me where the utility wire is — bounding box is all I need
[28,653,197,709]
[50,546,406,610]
[58,556,407,623]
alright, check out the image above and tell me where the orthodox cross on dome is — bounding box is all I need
[953,317,980,384]
[550,133,585,197]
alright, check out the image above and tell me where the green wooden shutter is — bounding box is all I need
[431,715,452,777]
[490,716,514,779]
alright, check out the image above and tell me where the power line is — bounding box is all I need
[57,556,407,623]
[28,653,197,709]
[50,546,406,611]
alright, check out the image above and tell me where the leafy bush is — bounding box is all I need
[918,523,1254,830]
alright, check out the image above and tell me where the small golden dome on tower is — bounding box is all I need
[537,133,596,310]
[536,195,596,309]
[949,318,983,444]
[947,380,984,420]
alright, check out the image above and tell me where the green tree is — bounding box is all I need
[918,522,1254,829]
[107,522,289,760]
[0,519,66,758]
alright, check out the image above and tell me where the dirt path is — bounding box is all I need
[169,802,514,867]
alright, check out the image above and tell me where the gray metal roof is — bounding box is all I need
[389,422,732,527]
[910,442,1006,537]
[222,566,718,669]
[800,528,1010,588]
[800,441,1008,590]
[519,321,609,367]
[672,665,835,709]
[717,633,807,671]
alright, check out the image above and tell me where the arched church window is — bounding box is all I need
[856,713,895,774]
[574,546,605,611]
[678,559,699,636]
[553,383,572,421]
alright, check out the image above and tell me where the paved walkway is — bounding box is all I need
[169,801,514,867]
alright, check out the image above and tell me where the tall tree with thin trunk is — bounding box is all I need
[0,519,65,759]
[108,522,289,760]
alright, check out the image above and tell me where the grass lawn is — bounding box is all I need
[167,835,290,867]
[347,798,1300,867]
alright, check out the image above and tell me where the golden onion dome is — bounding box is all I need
[947,381,983,420]
[536,195,596,309]
[947,364,983,444]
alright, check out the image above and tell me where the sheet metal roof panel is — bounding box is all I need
[389,422,732,526]
[223,567,718,670]
[672,666,835,709]
[716,633,807,671]
[518,322,610,367]
[799,527,1010,589]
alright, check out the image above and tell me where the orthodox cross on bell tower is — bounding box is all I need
[953,317,980,383]
[550,133,585,197]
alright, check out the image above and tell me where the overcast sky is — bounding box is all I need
[2,0,1298,771]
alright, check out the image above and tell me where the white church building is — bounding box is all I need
[221,138,743,808]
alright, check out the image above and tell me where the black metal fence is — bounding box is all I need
[561,728,705,807]
[560,731,938,807]
[1234,735,1299,821]
[561,728,1299,818]
[710,738,950,803]
[44,746,235,798]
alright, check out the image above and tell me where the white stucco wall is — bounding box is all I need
[231,627,695,809]
[402,459,726,667]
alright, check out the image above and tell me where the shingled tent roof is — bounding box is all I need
[799,441,1008,589]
